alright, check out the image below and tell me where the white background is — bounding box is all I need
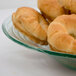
[0,0,37,9]
[0,0,76,76]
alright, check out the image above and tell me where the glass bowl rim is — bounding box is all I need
[2,16,76,58]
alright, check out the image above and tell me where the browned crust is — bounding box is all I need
[12,7,49,45]
[58,0,76,14]
[38,0,65,21]
[49,45,73,54]
[47,14,76,54]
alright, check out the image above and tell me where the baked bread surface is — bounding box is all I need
[38,0,65,22]
[58,0,76,14]
[47,14,76,54]
[12,7,49,45]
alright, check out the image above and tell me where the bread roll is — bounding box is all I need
[12,7,49,45]
[47,14,76,54]
[58,0,76,14]
[38,0,65,22]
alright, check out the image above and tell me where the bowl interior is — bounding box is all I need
[2,16,76,58]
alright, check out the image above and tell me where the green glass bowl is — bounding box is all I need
[2,16,76,70]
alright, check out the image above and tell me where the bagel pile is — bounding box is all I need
[12,0,76,54]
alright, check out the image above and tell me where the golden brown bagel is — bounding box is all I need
[12,7,49,45]
[38,0,65,22]
[47,14,76,54]
[58,0,76,14]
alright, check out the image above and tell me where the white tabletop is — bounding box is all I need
[0,9,76,76]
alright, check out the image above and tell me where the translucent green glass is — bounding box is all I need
[2,16,76,70]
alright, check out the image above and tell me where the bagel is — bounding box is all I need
[38,0,65,22]
[58,0,76,14]
[47,14,76,54]
[12,7,49,45]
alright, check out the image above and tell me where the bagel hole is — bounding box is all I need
[70,33,76,39]
[68,10,71,14]
[62,7,71,14]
